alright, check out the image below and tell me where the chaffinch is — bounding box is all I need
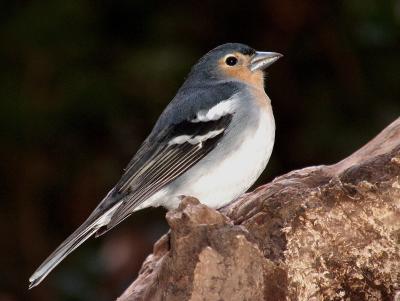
[29,42,282,288]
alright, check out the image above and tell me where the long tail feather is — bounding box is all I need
[28,202,121,289]
[29,220,98,289]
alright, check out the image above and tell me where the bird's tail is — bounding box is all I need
[28,202,121,289]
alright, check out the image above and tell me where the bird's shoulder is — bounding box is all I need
[152,80,245,131]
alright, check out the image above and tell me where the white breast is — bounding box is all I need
[186,104,275,208]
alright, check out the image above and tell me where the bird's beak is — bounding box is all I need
[250,51,283,72]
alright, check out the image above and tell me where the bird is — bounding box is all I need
[29,43,282,288]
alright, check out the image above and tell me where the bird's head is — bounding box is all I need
[187,43,282,88]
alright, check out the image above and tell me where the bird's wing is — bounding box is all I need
[99,112,233,234]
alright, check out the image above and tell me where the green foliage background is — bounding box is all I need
[1,1,399,300]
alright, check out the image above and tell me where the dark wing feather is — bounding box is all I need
[99,114,233,234]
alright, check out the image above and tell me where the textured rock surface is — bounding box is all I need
[118,118,400,301]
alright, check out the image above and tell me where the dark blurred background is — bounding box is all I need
[1,0,399,300]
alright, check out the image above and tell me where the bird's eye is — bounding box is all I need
[225,56,238,66]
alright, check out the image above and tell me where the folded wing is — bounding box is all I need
[100,113,233,234]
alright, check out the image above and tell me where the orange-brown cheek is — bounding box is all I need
[248,70,264,88]
[221,67,264,88]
